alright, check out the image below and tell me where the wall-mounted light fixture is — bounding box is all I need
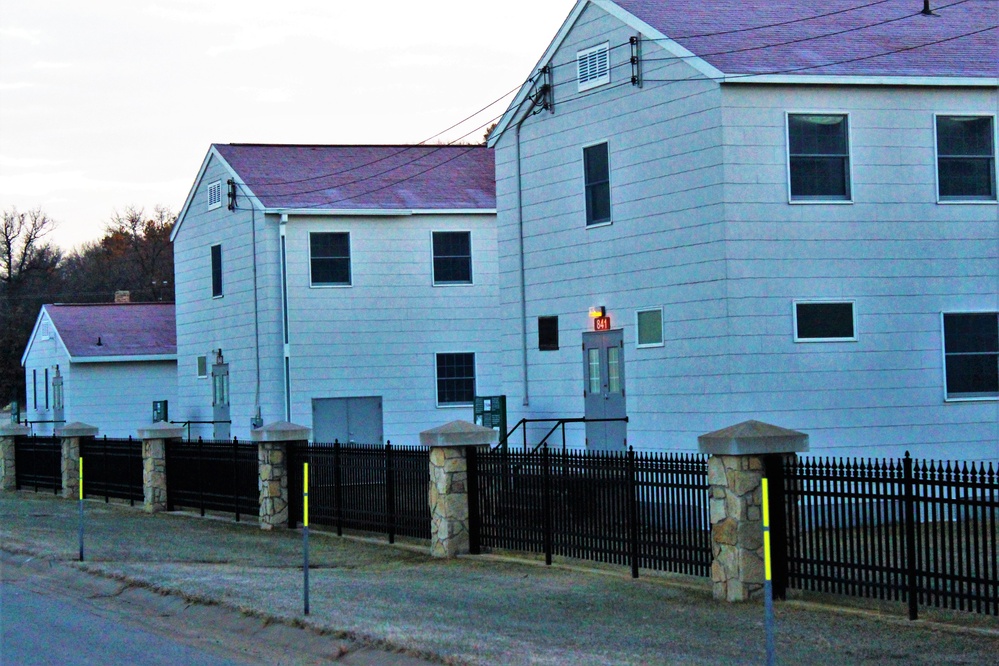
[589,306,606,319]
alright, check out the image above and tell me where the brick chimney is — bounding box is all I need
[114,290,130,303]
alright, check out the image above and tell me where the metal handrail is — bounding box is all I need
[493,416,630,455]
[169,419,232,442]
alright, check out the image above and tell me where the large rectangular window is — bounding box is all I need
[584,142,611,225]
[794,301,856,342]
[432,231,472,284]
[943,313,998,400]
[788,114,851,201]
[436,352,476,406]
[936,115,996,201]
[211,244,223,297]
[310,232,351,286]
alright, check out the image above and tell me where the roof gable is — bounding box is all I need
[40,303,176,361]
[214,144,496,212]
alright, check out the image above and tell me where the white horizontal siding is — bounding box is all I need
[66,362,177,438]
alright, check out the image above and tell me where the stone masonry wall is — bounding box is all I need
[429,445,471,557]
[708,454,765,602]
[0,436,16,491]
[61,437,82,500]
[259,441,289,530]
[142,438,168,513]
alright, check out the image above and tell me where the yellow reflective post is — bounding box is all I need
[762,477,775,666]
[303,461,310,616]
[78,457,85,562]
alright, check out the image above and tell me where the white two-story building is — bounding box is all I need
[488,0,998,461]
[171,144,500,443]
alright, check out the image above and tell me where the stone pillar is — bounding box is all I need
[0,423,29,491]
[251,421,310,530]
[56,422,99,500]
[698,420,808,602]
[137,422,186,513]
[420,420,498,558]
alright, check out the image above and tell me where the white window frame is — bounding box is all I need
[793,300,858,343]
[940,311,999,402]
[434,351,477,408]
[785,111,854,204]
[207,180,223,210]
[431,230,474,286]
[577,42,610,92]
[211,244,223,298]
[308,231,352,288]
[582,139,612,228]
[933,113,998,205]
[197,355,208,379]
[635,308,664,348]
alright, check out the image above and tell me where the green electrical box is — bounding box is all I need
[473,395,507,440]
[152,400,168,423]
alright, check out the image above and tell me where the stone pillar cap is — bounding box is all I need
[137,422,186,440]
[55,422,99,438]
[420,420,498,448]
[250,421,311,443]
[698,420,809,455]
[0,423,30,437]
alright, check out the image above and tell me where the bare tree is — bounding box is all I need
[1,207,61,285]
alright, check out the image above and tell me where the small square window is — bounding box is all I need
[584,143,611,225]
[794,301,856,342]
[936,116,996,201]
[208,181,223,210]
[788,114,851,201]
[211,244,223,297]
[310,232,351,286]
[578,43,610,91]
[432,231,472,284]
[943,313,998,400]
[636,309,664,347]
[197,356,208,378]
[538,316,559,351]
[436,353,476,406]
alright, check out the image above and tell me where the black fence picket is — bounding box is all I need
[783,453,998,619]
[14,435,62,493]
[164,437,258,520]
[79,436,142,505]
[288,441,430,541]
[473,446,711,578]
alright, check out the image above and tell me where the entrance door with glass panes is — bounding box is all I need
[582,329,627,451]
[211,360,230,440]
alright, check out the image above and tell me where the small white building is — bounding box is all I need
[20,303,177,436]
[488,0,998,462]
[171,144,500,443]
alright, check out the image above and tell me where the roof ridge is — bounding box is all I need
[219,143,489,149]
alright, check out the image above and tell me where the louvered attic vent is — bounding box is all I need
[208,180,223,210]
[578,43,610,91]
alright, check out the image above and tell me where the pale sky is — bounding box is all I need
[0,0,576,250]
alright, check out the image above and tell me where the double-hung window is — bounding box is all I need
[436,353,476,406]
[788,114,851,201]
[211,244,223,297]
[942,313,998,400]
[936,115,996,201]
[432,231,472,284]
[310,232,351,286]
[584,142,611,225]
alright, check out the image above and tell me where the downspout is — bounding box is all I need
[513,107,534,407]
[250,201,262,426]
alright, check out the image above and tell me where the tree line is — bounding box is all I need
[1,206,175,409]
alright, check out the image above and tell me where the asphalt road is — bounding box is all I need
[0,551,429,666]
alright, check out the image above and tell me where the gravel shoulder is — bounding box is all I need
[2,491,996,665]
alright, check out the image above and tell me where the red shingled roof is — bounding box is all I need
[214,144,496,211]
[44,303,176,359]
[614,0,997,78]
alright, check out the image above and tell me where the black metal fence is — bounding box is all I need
[288,441,431,541]
[471,446,711,578]
[164,438,259,520]
[80,436,143,505]
[14,435,62,493]
[777,453,998,619]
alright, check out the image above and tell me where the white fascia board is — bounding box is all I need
[723,74,999,87]
[488,0,590,147]
[275,208,496,218]
[170,146,265,242]
[69,354,178,364]
[20,307,70,367]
